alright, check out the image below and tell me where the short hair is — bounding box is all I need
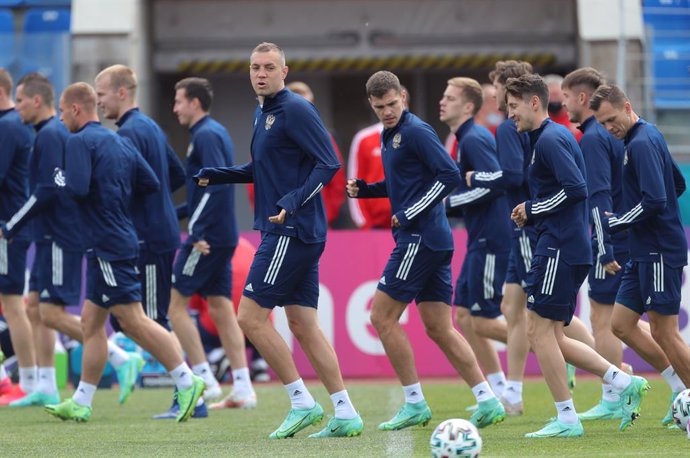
[62,82,97,112]
[447,77,483,115]
[488,60,533,85]
[175,77,213,111]
[96,64,137,96]
[17,72,54,107]
[366,71,402,98]
[251,42,286,66]
[589,84,629,111]
[562,67,606,94]
[504,74,549,110]
[0,68,12,96]
[286,81,314,103]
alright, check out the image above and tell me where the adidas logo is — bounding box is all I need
[245,283,254,292]
[410,391,418,396]
[40,289,50,299]
[611,371,618,380]
[527,295,535,303]
[478,390,485,395]
[646,296,652,305]
[293,390,302,396]
[471,303,481,312]
[562,406,571,411]
[379,276,386,285]
[102,294,110,303]
[337,400,344,406]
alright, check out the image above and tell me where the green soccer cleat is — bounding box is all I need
[619,375,650,431]
[175,375,206,423]
[269,403,325,439]
[308,414,364,438]
[567,363,576,392]
[578,398,623,421]
[116,353,144,405]
[0,350,4,363]
[470,397,506,428]
[378,400,432,431]
[45,398,92,422]
[10,391,60,407]
[525,419,584,438]
[661,391,680,426]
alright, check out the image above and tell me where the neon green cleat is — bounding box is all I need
[378,400,432,431]
[619,376,650,431]
[116,353,144,405]
[578,398,623,421]
[45,398,92,422]
[0,350,4,363]
[525,419,583,438]
[175,375,206,423]
[470,397,506,428]
[10,391,60,407]
[308,414,364,438]
[662,391,680,426]
[269,403,325,439]
[567,363,576,391]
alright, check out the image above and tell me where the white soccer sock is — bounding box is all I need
[37,367,57,395]
[403,382,425,404]
[285,378,316,410]
[487,372,507,398]
[602,383,620,402]
[661,366,686,393]
[192,362,218,388]
[502,380,523,404]
[19,366,37,394]
[603,365,632,392]
[330,389,357,419]
[106,341,129,369]
[555,399,578,425]
[231,367,254,397]
[0,363,7,380]
[170,362,194,390]
[72,381,97,407]
[471,381,495,403]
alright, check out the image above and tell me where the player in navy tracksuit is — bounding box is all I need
[170,76,254,408]
[0,69,37,402]
[348,71,505,431]
[440,77,511,410]
[591,84,690,422]
[195,42,361,439]
[506,74,648,438]
[2,73,139,407]
[44,82,203,423]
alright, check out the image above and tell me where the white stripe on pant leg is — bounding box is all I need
[52,243,63,286]
[146,264,157,320]
[541,258,553,295]
[484,254,495,299]
[264,236,290,285]
[0,239,7,275]
[660,255,665,293]
[395,243,415,280]
[520,233,532,271]
[547,250,561,295]
[97,258,117,287]
[399,242,419,281]
[182,249,202,276]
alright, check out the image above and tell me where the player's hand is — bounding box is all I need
[346,179,359,198]
[603,260,621,275]
[269,208,287,224]
[193,240,211,255]
[465,171,474,187]
[391,215,400,228]
[511,203,527,228]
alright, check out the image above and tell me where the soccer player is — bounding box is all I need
[0,68,37,405]
[44,82,204,423]
[1,73,141,407]
[591,84,690,424]
[440,77,511,411]
[170,76,256,409]
[348,70,505,431]
[194,42,363,439]
[506,74,649,438]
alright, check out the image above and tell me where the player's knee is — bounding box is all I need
[455,309,472,333]
[610,318,629,341]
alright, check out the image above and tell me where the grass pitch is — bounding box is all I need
[1,377,688,457]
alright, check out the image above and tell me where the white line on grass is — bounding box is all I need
[384,387,413,456]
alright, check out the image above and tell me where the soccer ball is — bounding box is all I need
[672,389,690,429]
[430,418,482,458]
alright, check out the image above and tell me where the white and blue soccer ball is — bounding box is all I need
[430,418,482,458]
[672,388,690,429]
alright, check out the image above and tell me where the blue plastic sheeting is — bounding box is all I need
[0,9,14,68]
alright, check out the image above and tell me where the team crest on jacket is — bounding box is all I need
[186,143,194,157]
[265,114,276,130]
[392,133,402,149]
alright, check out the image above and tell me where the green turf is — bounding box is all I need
[1,378,687,457]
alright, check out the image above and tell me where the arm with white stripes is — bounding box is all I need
[194,162,254,185]
[583,134,615,264]
[396,125,461,227]
[275,103,340,215]
[471,122,525,191]
[525,141,587,220]
[453,135,505,207]
[603,144,667,234]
